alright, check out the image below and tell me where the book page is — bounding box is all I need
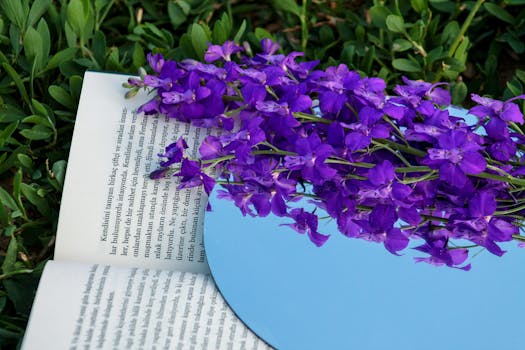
[55,71,211,273]
[22,261,271,350]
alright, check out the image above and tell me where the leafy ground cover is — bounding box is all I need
[0,0,524,347]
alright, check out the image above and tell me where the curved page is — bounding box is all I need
[22,261,271,350]
[55,72,210,273]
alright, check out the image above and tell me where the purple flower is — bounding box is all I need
[261,38,280,55]
[424,130,486,187]
[452,191,516,256]
[130,40,524,268]
[284,133,336,185]
[414,230,471,270]
[147,53,165,73]
[283,208,329,246]
[470,94,524,124]
[159,136,188,167]
[357,204,409,255]
[175,159,215,196]
[204,41,243,62]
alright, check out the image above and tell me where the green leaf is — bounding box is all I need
[20,125,53,140]
[0,104,25,123]
[22,115,52,128]
[392,58,422,72]
[46,47,78,70]
[36,19,51,65]
[190,24,210,59]
[23,27,43,64]
[254,27,274,42]
[31,99,48,117]
[3,269,41,315]
[48,85,76,110]
[167,2,187,29]
[429,0,456,13]
[106,47,123,71]
[94,0,110,13]
[67,0,86,38]
[515,69,525,84]
[450,81,467,105]
[16,154,33,169]
[500,32,525,54]
[441,57,464,79]
[0,187,17,211]
[320,26,335,44]
[0,0,27,30]
[92,31,106,67]
[20,183,50,217]
[177,0,191,15]
[392,39,413,52]
[441,21,459,46]
[1,235,18,274]
[27,0,51,28]
[178,33,197,59]
[234,20,247,43]
[0,201,8,226]
[132,43,145,70]
[0,328,21,343]
[363,46,375,75]
[426,46,446,64]
[454,36,470,63]
[0,122,18,148]
[0,147,27,177]
[271,0,301,17]
[368,5,392,29]
[2,62,31,109]
[386,15,406,33]
[51,160,67,190]
[64,21,78,48]
[506,80,521,96]
[483,3,515,24]
[410,0,428,13]
[69,76,83,103]
[212,19,228,44]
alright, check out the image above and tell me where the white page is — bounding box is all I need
[22,261,272,350]
[55,71,211,273]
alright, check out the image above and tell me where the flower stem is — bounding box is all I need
[513,234,525,242]
[448,0,485,57]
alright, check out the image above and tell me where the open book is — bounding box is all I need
[21,72,271,350]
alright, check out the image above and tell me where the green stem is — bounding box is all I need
[96,0,115,31]
[382,115,408,144]
[0,269,33,281]
[473,172,525,187]
[300,0,309,52]
[374,139,427,157]
[293,112,331,124]
[513,234,525,242]
[371,140,412,167]
[448,0,485,57]
[494,204,525,216]
[509,122,524,135]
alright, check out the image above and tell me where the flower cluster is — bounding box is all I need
[126,40,525,270]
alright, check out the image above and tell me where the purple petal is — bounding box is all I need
[384,228,409,255]
[501,102,524,123]
[459,151,486,174]
[368,160,395,186]
[469,191,496,217]
[488,219,516,242]
[439,163,466,188]
[204,44,224,62]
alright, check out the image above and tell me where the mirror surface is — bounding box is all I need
[203,108,524,350]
